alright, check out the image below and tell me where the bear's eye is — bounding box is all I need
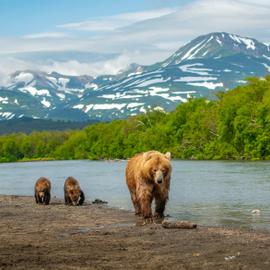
[162,169,167,175]
[153,169,157,173]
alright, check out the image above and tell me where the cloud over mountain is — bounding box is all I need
[0,0,269,80]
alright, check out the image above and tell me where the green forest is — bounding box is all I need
[1,76,270,162]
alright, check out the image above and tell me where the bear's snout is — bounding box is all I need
[155,170,164,184]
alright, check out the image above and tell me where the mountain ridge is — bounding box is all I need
[0,32,269,121]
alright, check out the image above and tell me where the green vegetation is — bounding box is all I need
[1,76,270,162]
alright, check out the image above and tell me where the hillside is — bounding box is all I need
[0,117,96,135]
[0,75,270,162]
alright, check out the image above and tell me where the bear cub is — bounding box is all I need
[64,176,85,206]
[34,177,51,205]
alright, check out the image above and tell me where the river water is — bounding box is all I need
[0,160,269,231]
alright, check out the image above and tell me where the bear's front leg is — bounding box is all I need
[154,198,166,219]
[154,192,168,219]
[138,188,153,220]
[44,192,50,205]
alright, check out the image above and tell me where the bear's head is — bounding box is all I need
[38,189,47,203]
[69,185,81,205]
[142,151,171,185]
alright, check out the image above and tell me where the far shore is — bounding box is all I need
[0,158,127,164]
[0,195,270,269]
[1,157,270,165]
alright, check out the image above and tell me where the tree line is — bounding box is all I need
[1,76,270,162]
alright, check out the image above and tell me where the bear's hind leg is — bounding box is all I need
[35,192,39,204]
[64,193,71,205]
[79,190,85,205]
[131,192,141,216]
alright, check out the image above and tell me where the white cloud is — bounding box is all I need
[0,0,270,81]
[0,57,34,85]
[40,54,133,77]
[58,8,176,31]
[23,32,69,39]
[0,53,134,83]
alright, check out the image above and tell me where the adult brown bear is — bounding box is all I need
[64,177,85,206]
[34,177,51,205]
[126,151,172,220]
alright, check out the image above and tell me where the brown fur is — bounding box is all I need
[34,177,51,205]
[126,151,172,219]
[64,177,85,206]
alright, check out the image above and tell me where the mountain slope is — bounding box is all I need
[73,32,270,120]
[0,71,93,121]
[0,32,270,121]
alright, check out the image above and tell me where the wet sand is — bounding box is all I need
[0,195,270,269]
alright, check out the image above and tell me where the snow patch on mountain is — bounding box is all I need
[85,82,98,90]
[41,98,51,108]
[0,97,9,102]
[137,77,169,87]
[263,55,270,61]
[56,93,65,100]
[86,103,127,110]
[73,104,84,109]
[46,76,57,85]
[175,76,217,82]
[179,63,212,75]
[58,78,70,89]
[22,86,51,97]
[0,112,14,119]
[181,39,206,61]
[262,63,270,72]
[128,71,143,77]
[229,34,255,50]
[216,36,222,45]
[147,87,187,102]
[127,103,144,109]
[187,82,223,89]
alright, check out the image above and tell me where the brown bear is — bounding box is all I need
[34,177,51,205]
[64,176,85,206]
[126,150,172,220]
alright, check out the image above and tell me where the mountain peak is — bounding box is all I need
[162,32,270,66]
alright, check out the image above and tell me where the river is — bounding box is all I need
[0,160,269,231]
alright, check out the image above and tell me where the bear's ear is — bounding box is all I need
[165,152,171,160]
[143,151,153,161]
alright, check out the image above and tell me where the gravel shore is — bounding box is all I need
[0,195,269,269]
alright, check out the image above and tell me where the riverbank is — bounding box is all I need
[0,195,270,269]
[0,158,128,164]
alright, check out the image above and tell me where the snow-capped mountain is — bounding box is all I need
[0,32,270,121]
[0,71,93,121]
[71,32,270,120]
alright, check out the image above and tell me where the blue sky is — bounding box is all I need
[0,0,269,80]
[0,0,189,36]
